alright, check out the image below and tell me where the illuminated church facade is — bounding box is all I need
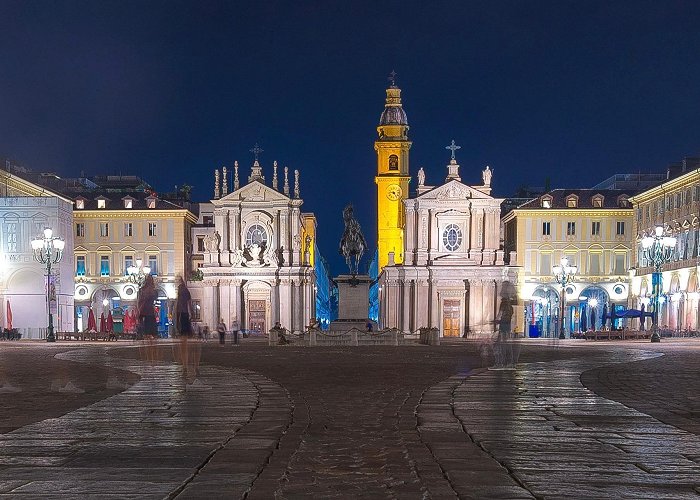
[375,82,518,337]
[191,158,323,335]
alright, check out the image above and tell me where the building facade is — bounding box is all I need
[629,163,700,334]
[194,160,317,334]
[69,177,197,335]
[503,189,635,337]
[0,165,74,338]
[380,155,518,337]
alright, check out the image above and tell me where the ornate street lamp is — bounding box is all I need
[641,225,676,342]
[127,258,151,287]
[553,257,577,339]
[31,228,65,343]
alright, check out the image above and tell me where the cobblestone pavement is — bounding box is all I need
[0,344,291,499]
[581,341,700,435]
[0,339,699,498]
[426,342,700,499]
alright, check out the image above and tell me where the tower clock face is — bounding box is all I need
[386,184,402,201]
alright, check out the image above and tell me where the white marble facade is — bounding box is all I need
[195,161,316,335]
[0,176,75,338]
[380,159,517,337]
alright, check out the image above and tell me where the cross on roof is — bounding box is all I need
[388,70,397,87]
[446,140,461,160]
[250,143,264,161]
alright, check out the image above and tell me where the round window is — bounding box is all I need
[613,284,625,295]
[124,286,136,297]
[245,224,268,247]
[442,224,462,252]
[77,286,88,296]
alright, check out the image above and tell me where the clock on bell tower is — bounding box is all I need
[375,74,411,272]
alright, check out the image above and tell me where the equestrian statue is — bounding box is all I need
[339,204,367,276]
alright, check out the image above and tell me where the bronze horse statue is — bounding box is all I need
[339,205,367,276]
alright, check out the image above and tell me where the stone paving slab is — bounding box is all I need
[0,346,292,499]
[420,346,700,499]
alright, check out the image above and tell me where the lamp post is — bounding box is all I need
[641,226,676,342]
[31,228,65,343]
[127,258,151,287]
[553,257,577,339]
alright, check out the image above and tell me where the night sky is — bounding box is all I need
[2,1,700,274]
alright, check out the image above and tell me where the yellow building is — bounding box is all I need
[375,80,411,272]
[71,177,197,335]
[503,189,634,337]
[629,162,700,334]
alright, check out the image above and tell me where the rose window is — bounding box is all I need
[442,224,462,252]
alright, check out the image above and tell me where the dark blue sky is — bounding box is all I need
[2,1,700,274]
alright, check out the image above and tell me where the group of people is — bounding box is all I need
[134,275,243,374]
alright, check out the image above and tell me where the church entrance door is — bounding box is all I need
[443,299,461,337]
[248,299,266,335]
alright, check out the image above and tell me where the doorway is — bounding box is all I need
[442,299,461,337]
[248,299,266,334]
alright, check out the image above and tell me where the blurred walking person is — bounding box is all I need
[217,318,227,346]
[137,274,159,364]
[176,276,200,379]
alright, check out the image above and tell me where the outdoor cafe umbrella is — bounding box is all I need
[602,303,608,330]
[590,307,596,331]
[106,310,114,333]
[640,303,646,331]
[6,300,12,330]
[99,312,106,333]
[86,308,96,331]
[580,306,587,332]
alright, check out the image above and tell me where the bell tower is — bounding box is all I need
[375,73,411,272]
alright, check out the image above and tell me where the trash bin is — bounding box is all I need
[528,324,540,338]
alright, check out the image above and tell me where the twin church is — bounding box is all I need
[195,81,517,337]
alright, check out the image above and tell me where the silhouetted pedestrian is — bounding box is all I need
[217,318,227,345]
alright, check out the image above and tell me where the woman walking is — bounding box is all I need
[176,276,199,378]
[137,274,159,363]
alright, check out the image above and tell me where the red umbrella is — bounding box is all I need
[6,300,12,330]
[99,312,106,333]
[106,310,114,333]
[87,308,96,331]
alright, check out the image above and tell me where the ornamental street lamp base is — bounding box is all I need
[559,332,566,340]
[650,332,661,343]
[46,313,56,343]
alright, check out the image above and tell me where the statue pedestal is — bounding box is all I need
[330,274,376,332]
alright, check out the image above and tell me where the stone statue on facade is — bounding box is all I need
[417,167,425,186]
[482,165,492,186]
[339,204,368,276]
[263,244,278,266]
[231,248,245,267]
[245,243,263,267]
[204,231,220,252]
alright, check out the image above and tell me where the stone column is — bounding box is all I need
[291,208,301,266]
[482,279,496,334]
[405,205,416,265]
[271,279,280,325]
[468,278,484,336]
[219,280,231,326]
[232,279,242,326]
[402,279,411,333]
[231,207,240,252]
[281,211,289,266]
[429,278,438,328]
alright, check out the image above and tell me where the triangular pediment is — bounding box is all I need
[215,180,291,204]
[417,180,493,201]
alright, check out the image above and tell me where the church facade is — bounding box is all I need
[375,83,518,337]
[192,158,317,335]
